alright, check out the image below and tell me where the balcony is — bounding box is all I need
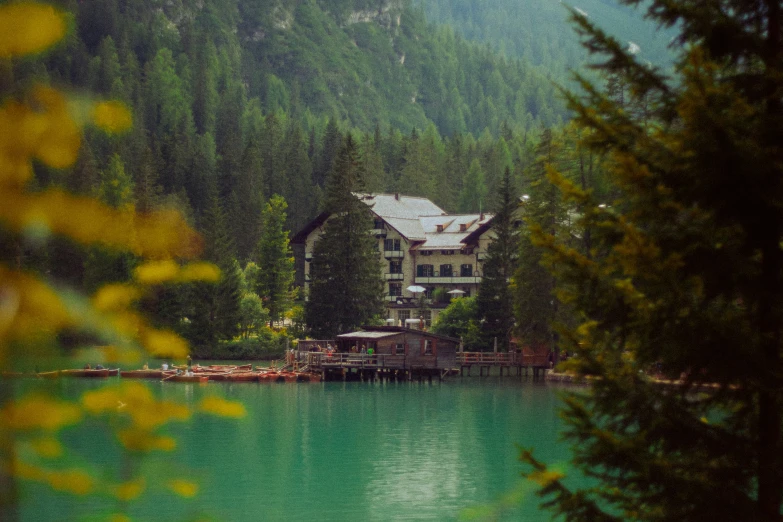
[371,228,387,237]
[384,250,404,259]
[476,252,487,261]
[385,273,404,281]
[415,276,482,284]
[385,295,404,302]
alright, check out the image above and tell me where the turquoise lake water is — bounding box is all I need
[17,376,581,521]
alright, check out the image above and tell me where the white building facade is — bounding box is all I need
[292,193,495,326]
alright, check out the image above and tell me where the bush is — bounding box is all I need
[190,328,290,360]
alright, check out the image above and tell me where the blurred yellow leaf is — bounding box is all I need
[92,101,132,134]
[27,436,63,458]
[142,328,188,359]
[0,190,201,258]
[16,461,94,495]
[81,386,122,415]
[110,478,146,502]
[47,468,94,495]
[179,262,221,283]
[117,428,177,452]
[2,394,81,431]
[134,260,179,285]
[168,479,199,498]
[0,3,66,58]
[199,396,246,419]
[93,284,141,312]
[32,86,81,168]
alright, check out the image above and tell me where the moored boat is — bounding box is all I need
[209,371,258,382]
[162,372,209,383]
[62,369,111,378]
[120,369,164,379]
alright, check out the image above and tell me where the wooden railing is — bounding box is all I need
[457,352,550,367]
[299,352,408,369]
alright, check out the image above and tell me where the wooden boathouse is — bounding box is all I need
[298,326,459,382]
[295,327,553,381]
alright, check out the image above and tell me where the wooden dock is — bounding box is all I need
[456,352,551,378]
[296,350,551,381]
[300,352,450,382]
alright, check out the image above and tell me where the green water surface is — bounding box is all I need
[19,377,580,521]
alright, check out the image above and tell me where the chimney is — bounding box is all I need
[395,193,400,200]
[480,212,485,221]
[436,224,444,233]
[459,223,467,232]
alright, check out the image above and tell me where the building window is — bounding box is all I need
[398,310,411,324]
[389,260,402,274]
[462,287,471,297]
[384,238,401,251]
[423,288,434,299]
[389,283,402,296]
[420,250,432,256]
[420,309,432,326]
[442,250,454,255]
[395,343,405,355]
[460,264,473,277]
[424,339,433,355]
[374,219,384,229]
[417,264,434,277]
[440,264,453,277]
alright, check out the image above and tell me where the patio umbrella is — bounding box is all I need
[407,285,426,293]
[447,289,466,295]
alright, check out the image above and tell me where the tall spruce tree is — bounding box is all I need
[255,195,296,327]
[187,182,242,347]
[305,135,384,339]
[520,0,783,520]
[477,167,518,351]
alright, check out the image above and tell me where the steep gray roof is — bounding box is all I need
[356,193,445,219]
[414,214,494,250]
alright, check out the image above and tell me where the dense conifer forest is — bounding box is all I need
[6,0,637,350]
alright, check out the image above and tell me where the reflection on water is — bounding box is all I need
[20,377,577,521]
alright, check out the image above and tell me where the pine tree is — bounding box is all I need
[513,128,569,355]
[83,154,136,292]
[187,182,242,347]
[305,135,385,338]
[477,167,518,351]
[520,0,783,519]
[457,158,488,213]
[255,195,296,327]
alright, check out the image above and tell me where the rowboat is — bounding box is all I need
[257,372,280,382]
[208,372,258,382]
[36,370,61,379]
[62,369,111,378]
[277,372,299,383]
[120,369,164,379]
[162,373,209,383]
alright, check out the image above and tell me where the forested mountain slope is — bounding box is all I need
[46,0,567,137]
[420,0,677,82]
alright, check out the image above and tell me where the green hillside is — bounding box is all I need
[419,0,677,81]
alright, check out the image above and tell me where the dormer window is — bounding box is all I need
[460,224,467,232]
[436,224,444,233]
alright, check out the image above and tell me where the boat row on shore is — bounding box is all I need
[3,364,322,383]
